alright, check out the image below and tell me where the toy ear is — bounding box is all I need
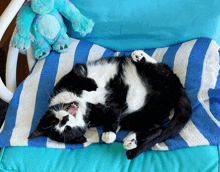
[28,126,48,139]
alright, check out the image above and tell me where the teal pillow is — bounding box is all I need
[0,144,219,172]
[65,0,220,51]
[0,38,220,172]
[1,38,220,151]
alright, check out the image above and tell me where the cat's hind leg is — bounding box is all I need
[131,50,157,63]
[125,124,164,159]
[123,131,137,150]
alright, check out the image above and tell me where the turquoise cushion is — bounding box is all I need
[1,37,220,156]
[0,144,219,172]
[65,0,220,51]
[1,38,220,151]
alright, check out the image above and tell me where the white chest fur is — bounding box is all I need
[82,62,118,104]
[123,61,147,113]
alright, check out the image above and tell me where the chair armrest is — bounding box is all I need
[0,0,26,102]
[0,0,25,42]
[0,77,13,103]
[6,30,19,93]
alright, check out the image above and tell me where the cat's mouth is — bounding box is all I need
[65,103,78,117]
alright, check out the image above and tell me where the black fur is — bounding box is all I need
[29,53,191,159]
[0,98,8,129]
[49,63,98,100]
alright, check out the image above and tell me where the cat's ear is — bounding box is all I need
[28,126,48,139]
[28,111,52,139]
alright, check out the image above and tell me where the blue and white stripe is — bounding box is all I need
[0,38,220,151]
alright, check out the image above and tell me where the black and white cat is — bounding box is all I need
[28,50,192,159]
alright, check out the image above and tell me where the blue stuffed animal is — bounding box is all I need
[13,0,94,60]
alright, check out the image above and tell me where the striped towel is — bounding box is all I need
[0,38,220,151]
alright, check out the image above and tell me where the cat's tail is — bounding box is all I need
[158,88,192,140]
[126,88,192,159]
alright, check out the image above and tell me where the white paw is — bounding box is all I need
[123,132,137,150]
[131,50,145,62]
[102,132,116,144]
[131,50,157,63]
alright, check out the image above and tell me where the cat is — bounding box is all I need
[28,50,192,159]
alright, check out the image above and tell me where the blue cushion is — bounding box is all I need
[0,145,219,172]
[0,38,220,151]
[0,38,220,172]
[65,0,220,51]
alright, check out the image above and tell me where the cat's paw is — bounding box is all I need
[123,132,137,150]
[131,50,157,63]
[131,50,145,62]
[101,132,116,144]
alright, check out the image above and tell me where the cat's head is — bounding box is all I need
[28,102,87,144]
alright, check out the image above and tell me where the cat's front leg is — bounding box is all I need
[101,125,118,144]
[101,110,120,144]
[101,131,117,144]
[70,64,98,91]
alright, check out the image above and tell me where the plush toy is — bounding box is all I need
[13,0,94,60]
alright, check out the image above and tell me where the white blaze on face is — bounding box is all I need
[54,110,86,133]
